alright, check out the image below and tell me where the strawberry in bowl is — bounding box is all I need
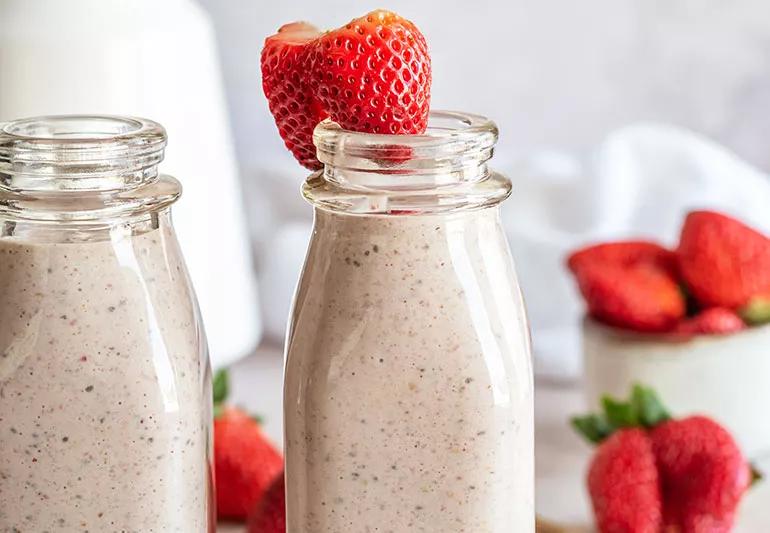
[568,211,770,457]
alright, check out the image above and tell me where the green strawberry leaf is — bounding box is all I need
[740,297,770,326]
[571,414,614,444]
[571,384,672,445]
[213,369,229,405]
[751,464,763,487]
[602,396,638,428]
[631,384,671,428]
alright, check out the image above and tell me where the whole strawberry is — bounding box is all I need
[213,370,284,521]
[652,416,752,532]
[572,385,759,533]
[261,22,326,170]
[678,210,770,309]
[567,241,685,332]
[675,307,746,336]
[587,428,662,532]
[248,471,286,533]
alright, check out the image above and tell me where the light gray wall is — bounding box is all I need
[199,0,770,174]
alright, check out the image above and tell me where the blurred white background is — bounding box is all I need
[6,0,767,375]
[200,0,770,173]
[195,0,770,377]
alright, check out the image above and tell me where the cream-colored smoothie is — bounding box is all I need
[0,222,211,532]
[285,208,534,532]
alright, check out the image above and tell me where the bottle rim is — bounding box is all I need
[0,116,179,222]
[304,110,510,215]
[313,110,498,181]
[0,115,166,191]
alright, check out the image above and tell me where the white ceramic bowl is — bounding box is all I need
[583,318,770,458]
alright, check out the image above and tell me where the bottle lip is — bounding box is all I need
[304,110,510,216]
[313,110,498,176]
[0,115,166,190]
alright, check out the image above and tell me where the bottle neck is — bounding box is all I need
[304,110,511,216]
[304,169,511,216]
[0,115,179,223]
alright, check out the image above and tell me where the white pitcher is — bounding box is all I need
[0,0,262,367]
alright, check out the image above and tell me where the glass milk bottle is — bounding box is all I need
[0,116,213,531]
[285,111,534,532]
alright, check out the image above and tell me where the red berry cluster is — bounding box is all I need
[567,210,770,335]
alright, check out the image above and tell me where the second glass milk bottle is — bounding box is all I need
[285,111,535,532]
[0,116,213,531]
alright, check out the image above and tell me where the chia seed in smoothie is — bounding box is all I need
[285,208,534,532]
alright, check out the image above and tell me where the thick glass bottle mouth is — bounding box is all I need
[314,110,498,189]
[0,116,179,223]
[0,115,166,192]
[305,110,510,215]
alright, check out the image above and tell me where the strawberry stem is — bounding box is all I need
[571,414,613,444]
[751,464,764,487]
[571,384,670,445]
[212,368,267,424]
[631,384,671,427]
[213,369,229,406]
[602,396,639,428]
[740,297,770,326]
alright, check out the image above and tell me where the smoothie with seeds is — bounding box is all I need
[0,224,210,532]
[285,209,534,532]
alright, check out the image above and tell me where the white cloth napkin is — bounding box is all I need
[504,123,770,381]
[258,123,770,379]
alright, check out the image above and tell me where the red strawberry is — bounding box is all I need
[574,385,759,533]
[567,241,678,277]
[261,22,326,170]
[307,10,431,135]
[261,10,431,169]
[675,307,746,336]
[572,262,686,332]
[212,369,284,521]
[248,471,286,533]
[678,210,770,308]
[215,406,284,520]
[567,241,685,332]
[587,428,663,533]
[651,416,752,532]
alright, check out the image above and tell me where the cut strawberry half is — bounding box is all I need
[261,22,326,170]
[260,10,432,169]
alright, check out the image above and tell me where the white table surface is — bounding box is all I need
[219,344,770,532]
